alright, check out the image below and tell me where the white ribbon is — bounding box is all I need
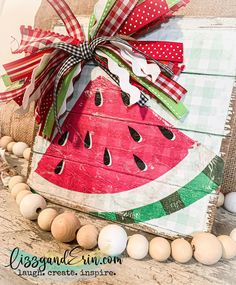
[112,41,161,83]
[96,49,141,105]
[90,0,108,38]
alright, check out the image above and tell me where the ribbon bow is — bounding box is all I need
[0,0,190,139]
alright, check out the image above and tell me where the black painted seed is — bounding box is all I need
[133,155,147,171]
[55,160,64,175]
[128,126,142,142]
[95,89,103,106]
[104,148,112,166]
[158,126,175,140]
[58,131,69,146]
[121,91,130,106]
[84,131,92,149]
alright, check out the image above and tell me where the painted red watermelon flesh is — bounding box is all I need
[36,76,195,194]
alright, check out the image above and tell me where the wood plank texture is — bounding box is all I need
[34,0,96,30]
[27,15,236,240]
[176,0,236,17]
[34,2,236,194]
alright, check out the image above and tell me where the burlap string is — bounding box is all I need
[221,119,236,194]
[0,102,35,146]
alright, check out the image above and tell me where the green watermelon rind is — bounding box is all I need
[91,155,223,223]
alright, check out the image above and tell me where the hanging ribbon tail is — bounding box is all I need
[94,0,139,38]
[47,0,85,42]
[95,55,149,107]
[106,41,187,102]
[41,63,83,139]
[12,26,83,55]
[51,55,83,136]
[117,0,190,37]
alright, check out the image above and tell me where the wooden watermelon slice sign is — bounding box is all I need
[31,71,224,238]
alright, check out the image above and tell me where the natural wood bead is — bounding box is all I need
[37,208,58,231]
[23,148,31,161]
[218,235,236,259]
[11,183,30,199]
[149,237,171,262]
[127,234,149,260]
[12,142,29,157]
[8,176,25,190]
[191,233,222,265]
[171,238,193,263]
[217,192,224,207]
[20,194,47,220]
[51,212,81,242]
[16,190,31,205]
[0,136,14,149]
[76,224,99,249]
[7,142,16,153]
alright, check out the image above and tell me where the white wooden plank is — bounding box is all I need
[148,73,234,136]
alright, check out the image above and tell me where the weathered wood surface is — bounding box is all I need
[0,155,236,285]
[34,0,96,30]
[175,0,236,17]
[35,0,236,30]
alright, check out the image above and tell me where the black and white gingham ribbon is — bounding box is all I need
[48,37,111,135]
[49,36,171,135]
